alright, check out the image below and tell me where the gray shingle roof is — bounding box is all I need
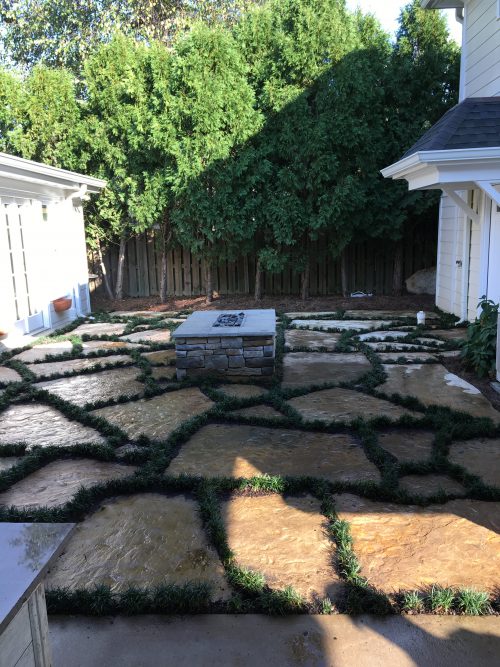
[402,97,500,159]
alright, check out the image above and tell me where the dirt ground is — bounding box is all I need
[90,293,437,314]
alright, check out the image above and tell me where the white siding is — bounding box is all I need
[467,215,482,320]
[436,193,466,317]
[464,0,500,97]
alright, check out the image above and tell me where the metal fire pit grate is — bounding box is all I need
[212,312,245,328]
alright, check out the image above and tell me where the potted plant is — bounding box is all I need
[52,296,72,313]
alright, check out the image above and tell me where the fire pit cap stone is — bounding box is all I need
[172,309,276,339]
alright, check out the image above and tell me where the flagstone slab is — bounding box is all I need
[379,364,500,422]
[71,322,126,337]
[141,349,176,365]
[35,368,143,407]
[228,405,284,419]
[217,384,267,399]
[376,352,439,363]
[399,474,466,498]
[357,331,414,342]
[14,341,73,363]
[282,352,371,388]
[168,423,380,482]
[29,355,132,378]
[0,459,137,508]
[120,330,172,344]
[0,403,106,447]
[91,388,214,441]
[46,494,229,600]
[115,444,145,458]
[80,340,141,355]
[334,494,500,593]
[287,388,417,423]
[150,366,176,382]
[377,429,435,462]
[222,494,342,602]
[291,320,392,332]
[0,456,22,472]
[284,330,341,351]
[0,367,22,383]
[429,329,467,341]
[344,310,438,320]
[111,310,181,319]
[449,438,500,488]
[365,342,437,352]
[286,312,339,318]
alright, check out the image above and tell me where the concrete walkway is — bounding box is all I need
[49,614,500,667]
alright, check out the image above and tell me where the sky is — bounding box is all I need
[346,0,463,44]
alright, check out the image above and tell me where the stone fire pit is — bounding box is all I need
[172,309,276,380]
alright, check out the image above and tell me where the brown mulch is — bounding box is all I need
[441,356,500,412]
[90,293,436,314]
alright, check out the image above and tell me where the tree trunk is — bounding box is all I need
[392,240,404,296]
[96,238,114,301]
[340,247,349,297]
[114,236,127,300]
[254,256,263,301]
[301,258,310,300]
[205,261,214,304]
[159,211,173,304]
[160,249,168,303]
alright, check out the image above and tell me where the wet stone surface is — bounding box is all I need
[282,352,371,388]
[91,389,214,441]
[287,388,417,423]
[228,405,284,419]
[334,494,500,593]
[379,364,500,422]
[29,355,132,378]
[217,384,267,400]
[46,493,229,599]
[0,459,137,508]
[71,322,126,337]
[35,367,144,407]
[0,403,106,447]
[284,330,341,352]
[0,367,22,384]
[14,341,73,363]
[449,438,500,488]
[0,456,22,472]
[223,494,343,603]
[377,429,435,463]
[168,424,380,483]
[120,330,172,344]
[399,474,466,498]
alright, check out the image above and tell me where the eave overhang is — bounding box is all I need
[421,1,464,8]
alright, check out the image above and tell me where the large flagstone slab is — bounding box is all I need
[291,320,391,332]
[150,366,176,382]
[91,389,214,441]
[365,342,437,352]
[0,456,22,472]
[376,352,439,363]
[140,349,176,365]
[287,388,417,423]
[29,355,132,378]
[217,384,267,399]
[168,424,380,483]
[228,405,284,419]
[46,494,229,599]
[357,331,413,342]
[223,494,342,602]
[284,330,341,351]
[80,340,141,355]
[71,322,126,337]
[399,474,466,498]
[14,341,73,363]
[120,330,172,344]
[0,459,137,508]
[429,329,467,341]
[0,367,22,383]
[377,429,435,463]
[334,494,500,593]
[111,310,181,318]
[379,364,500,422]
[449,438,500,488]
[282,352,371,388]
[344,310,438,320]
[35,368,143,407]
[0,404,106,447]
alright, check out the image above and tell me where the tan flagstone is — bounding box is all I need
[284,330,341,351]
[71,322,126,337]
[29,355,132,378]
[218,384,267,399]
[291,320,392,331]
[449,438,500,488]
[282,352,371,388]
[141,349,176,365]
[228,405,284,419]
[80,340,141,355]
[0,367,22,383]
[13,341,73,363]
[377,429,435,462]
[120,329,172,344]
[399,474,466,498]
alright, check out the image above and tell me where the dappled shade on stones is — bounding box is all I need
[0,403,106,447]
[334,494,500,593]
[167,424,380,482]
[0,459,137,508]
[46,494,229,599]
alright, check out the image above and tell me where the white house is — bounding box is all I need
[382,0,500,325]
[0,152,105,345]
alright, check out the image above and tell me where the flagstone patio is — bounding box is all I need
[0,308,499,616]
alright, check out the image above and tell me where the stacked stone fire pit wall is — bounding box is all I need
[173,310,276,380]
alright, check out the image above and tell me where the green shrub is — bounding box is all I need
[457,588,490,615]
[461,297,498,377]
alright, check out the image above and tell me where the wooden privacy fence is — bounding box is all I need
[90,219,437,298]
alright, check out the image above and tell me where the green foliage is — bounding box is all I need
[462,297,498,378]
[457,588,491,616]
[427,585,455,613]
[402,590,424,612]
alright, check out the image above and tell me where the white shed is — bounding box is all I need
[0,152,105,344]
